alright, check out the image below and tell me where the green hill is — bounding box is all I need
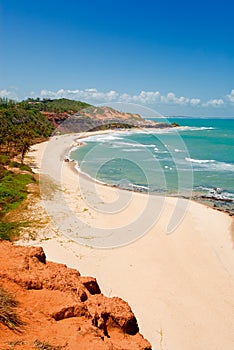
[21,98,91,113]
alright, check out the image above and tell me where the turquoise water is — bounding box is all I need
[70,118,234,203]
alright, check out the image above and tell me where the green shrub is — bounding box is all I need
[0,155,10,165]
[0,222,20,241]
[9,161,32,172]
[0,173,34,215]
[0,168,34,241]
[0,286,22,330]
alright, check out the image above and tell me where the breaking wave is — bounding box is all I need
[185,158,234,171]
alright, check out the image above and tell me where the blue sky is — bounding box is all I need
[0,0,234,116]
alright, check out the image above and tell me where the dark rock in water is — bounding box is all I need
[201,195,233,203]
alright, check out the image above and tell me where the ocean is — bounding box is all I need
[70,117,234,212]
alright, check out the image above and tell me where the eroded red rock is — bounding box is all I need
[0,240,151,350]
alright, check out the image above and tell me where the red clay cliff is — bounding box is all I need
[0,240,151,350]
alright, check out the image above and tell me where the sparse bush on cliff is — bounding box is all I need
[0,286,22,330]
[34,339,62,350]
[0,222,20,241]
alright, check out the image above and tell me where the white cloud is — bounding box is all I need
[38,88,203,107]
[203,99,224,107]
[190,98,201,105]
[227,89,234,103]
[118,91,161,104]
[135,91,161,104]
[161,92,191,105]
[0,89,19,100]
[27,87,234,109]
[40,88,119,102]
[1,87,233,110]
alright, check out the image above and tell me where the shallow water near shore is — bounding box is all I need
[70,117,234,212]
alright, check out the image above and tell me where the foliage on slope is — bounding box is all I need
[20,97,91,113]
[0,98,54,161]
[0,159,35,241]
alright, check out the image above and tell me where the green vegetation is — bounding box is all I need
[0,97,93,160]
[0,155,11,165]
[20,97,91,113]
[0,286,23,330]
[0,98,54,162]
[90,122,135,131]
[0,222,20,241]
[9,161,31,171]
[0,163,35,241]
[0,170,34,214]
[0,98,55,242]
[171,122,179,127]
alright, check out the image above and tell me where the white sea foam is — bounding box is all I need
[178,126,215,132]
[219,191,234,201]
[122,148,144,152]
[185,158,234,171]
[174,148,185,153]
[185,157,215,164]
[73,160,150,192]
[114,141,156,148]
[69,121,233,197]
[197,186,234,201]
[81,126,215,144]
[82,134,123,142]
[74,162,107,185]
[120,128,173,136]
[146,126,215,134]
[81,134,156,149]
[154,149,169,154]
[131,183,149,191]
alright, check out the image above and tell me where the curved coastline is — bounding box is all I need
[67,131,234,214]
[24,132,234,350]
[67,129,158,193]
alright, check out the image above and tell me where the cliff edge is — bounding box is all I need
[0,240,151,350]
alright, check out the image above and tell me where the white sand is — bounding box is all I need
[24,134,234,350]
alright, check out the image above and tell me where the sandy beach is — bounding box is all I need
[22,133,234,350]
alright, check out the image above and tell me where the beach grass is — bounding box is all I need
[0,163,35,241]
[0,286,22,330]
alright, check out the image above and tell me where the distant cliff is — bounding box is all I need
[3,97,172,132]
[44,105,171,133]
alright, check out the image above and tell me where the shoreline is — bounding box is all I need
[67,131,234,216]
[22,132,234,350]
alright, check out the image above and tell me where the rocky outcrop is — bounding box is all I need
[42,106,171,132]
[41,111,70,127]
[0,240,151,350]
